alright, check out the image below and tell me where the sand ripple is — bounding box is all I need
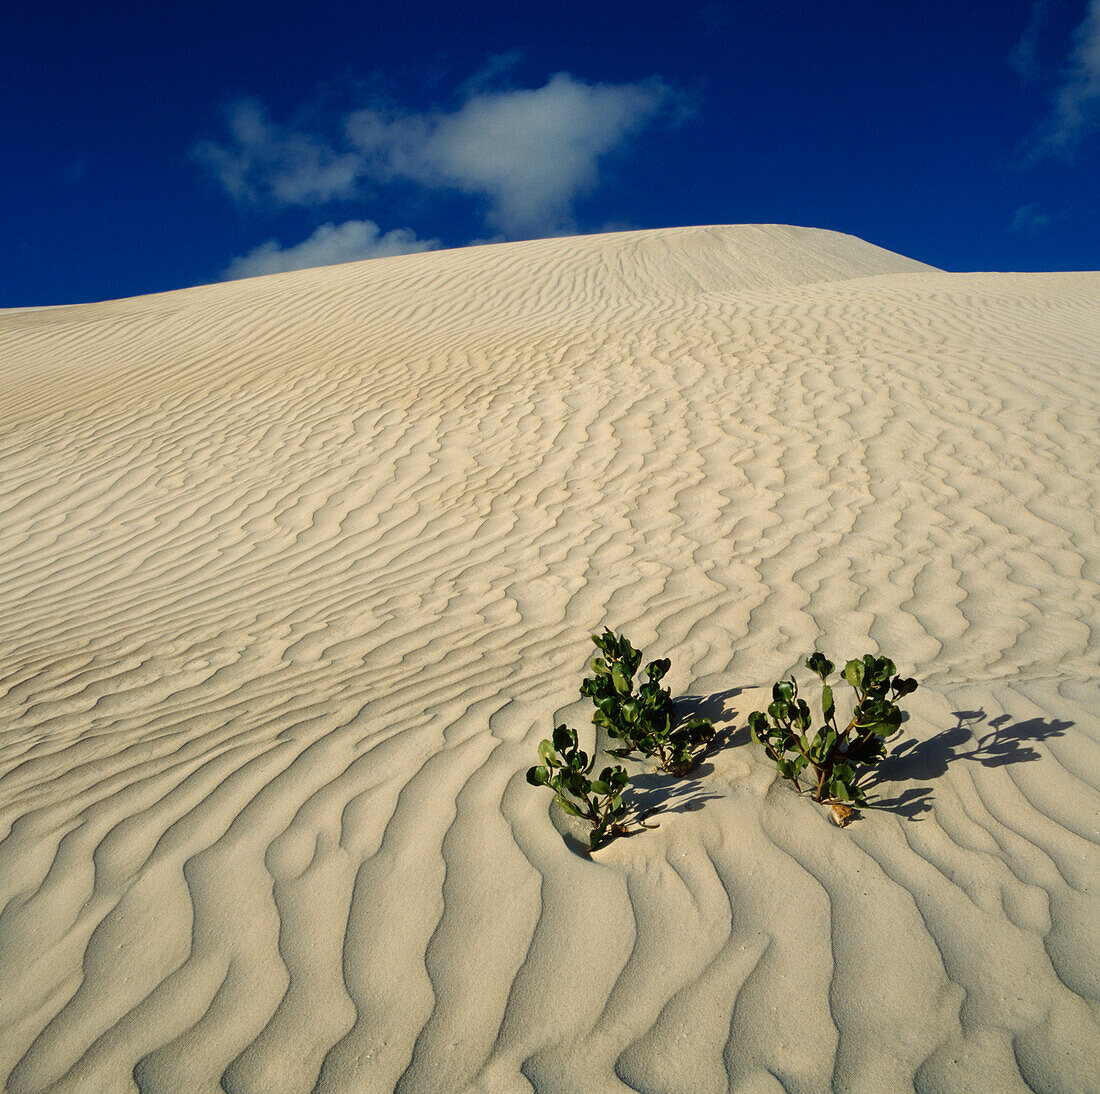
[1,227,1098,1092]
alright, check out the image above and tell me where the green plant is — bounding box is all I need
[580,629,714,776]
[748,652,917,822]
[526,723,633,850]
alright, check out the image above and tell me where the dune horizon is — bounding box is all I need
[1,224,1098,1093]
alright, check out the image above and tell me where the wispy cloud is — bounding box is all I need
[196,68,687,237]
[1008,203,1052,233]
[1022,0,1100,158]
[193,100,363,204]
[1009,0,1058,79]
[222,220,438,280]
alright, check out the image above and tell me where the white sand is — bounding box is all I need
[1,224,1098,1092]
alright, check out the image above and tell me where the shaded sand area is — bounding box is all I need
[1,225,1098,1092]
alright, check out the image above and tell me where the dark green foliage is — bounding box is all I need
[748,653,917,819]
[580,629,714,776]
[526,723,632,850]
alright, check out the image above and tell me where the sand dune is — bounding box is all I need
[1,224,1098,1092]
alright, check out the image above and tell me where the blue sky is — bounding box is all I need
[4,0,1099,306]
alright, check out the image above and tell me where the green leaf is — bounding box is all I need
[556,797,584,818]
[682,717,714,744]
[843,659,865,687]
[611,664,631,695]
[526,766,549,786]
[746,646,917,825]
[590,657,610,676]
[552,724,576,753]
[646,658,670,682]
[561,771,589,796]
[589,825,610,851]
[538,739,557,766]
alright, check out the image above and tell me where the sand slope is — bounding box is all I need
[0,225,1098,1093]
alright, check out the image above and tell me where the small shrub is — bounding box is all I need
[580,629,714,776]
[527,723,632,850]
[748,652,917,823]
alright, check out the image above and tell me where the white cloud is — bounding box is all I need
[1029,0,1100,157]
[194,99,363,205]
[345,73,681,233]
[222,220,439,279]
[197,70,685,236]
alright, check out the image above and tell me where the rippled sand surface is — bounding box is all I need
[1,225,1098,1092]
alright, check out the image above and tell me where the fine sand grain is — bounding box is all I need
[1,225,1098,1092]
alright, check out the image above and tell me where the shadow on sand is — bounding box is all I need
[867,708,1073,819]
[560,687,749,855]
[561,692,1071,850]
[625,687,752,822]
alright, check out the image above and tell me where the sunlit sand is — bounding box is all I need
[2,225,1098,1092]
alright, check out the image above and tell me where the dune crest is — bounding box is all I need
[1,226,1098,1092]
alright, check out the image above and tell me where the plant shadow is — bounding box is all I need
[867,708,1073,819]
[675,685,748,728]
[562,686,750,856]
[559,770,724,857]
[628,687,754,820]
[626,767,723,821]
[675,685,755,753]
